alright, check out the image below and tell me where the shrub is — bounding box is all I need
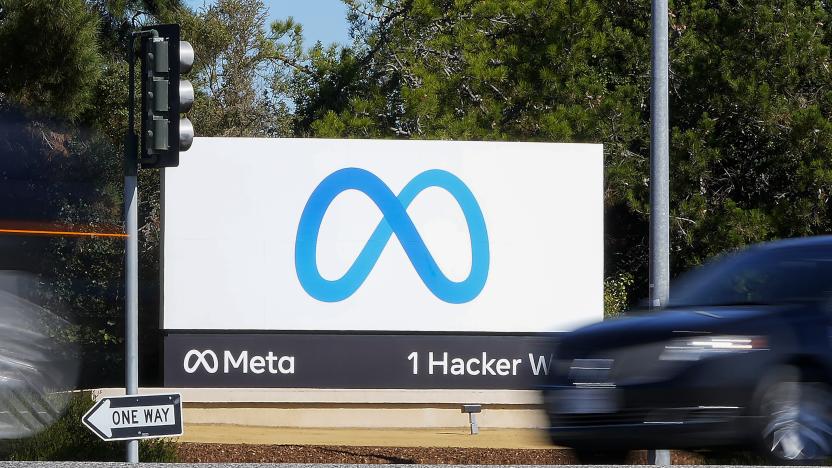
[604,273,634,319]
[0,391,178,462]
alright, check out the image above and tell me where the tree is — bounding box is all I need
[181,0,293,138]
[0,0,103,120]
[667,0,832,270]
[278,0,832,305]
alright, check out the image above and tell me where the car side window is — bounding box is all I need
[767,248,832,304]
[668,244,832,307]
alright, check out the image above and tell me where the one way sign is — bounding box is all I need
[82,393,183,441]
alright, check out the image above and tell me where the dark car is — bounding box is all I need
[543,236,832,464]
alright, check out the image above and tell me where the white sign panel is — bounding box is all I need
[82,394,183,441]
[162,138,602,332]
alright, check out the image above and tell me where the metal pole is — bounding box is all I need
[123,29,158,462]
[125,33,140,465]
[649,0,670,464]
[124,173,139,463]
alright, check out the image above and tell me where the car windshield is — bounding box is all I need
[667,246,832,307]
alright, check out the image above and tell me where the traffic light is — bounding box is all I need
[139,24,195,168]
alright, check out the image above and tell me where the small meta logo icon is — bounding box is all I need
[183,349,219,373]
[295,168,489,304]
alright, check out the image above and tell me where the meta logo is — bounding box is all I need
[295,168,490,304]
[183,349,295,375]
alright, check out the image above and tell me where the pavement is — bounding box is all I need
[179,424,556,449]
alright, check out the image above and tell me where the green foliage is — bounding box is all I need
[0,392,177,462]
[0,0,103,120]
[662,0,832,272]
[604,273,634,319]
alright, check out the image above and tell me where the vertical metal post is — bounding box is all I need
[125,34,140,465]
[649,0,671,465]
[123,28,157,463]
[124,176,139,464]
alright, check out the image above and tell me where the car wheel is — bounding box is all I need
[756,368,832,464]
[572,449,630,464]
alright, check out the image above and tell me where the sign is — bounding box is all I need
[161,138,603,333]
[164,333,558,389]
[82,394,183,441]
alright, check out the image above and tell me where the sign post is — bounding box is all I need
[82,394,183,442]
[649,0,671,463]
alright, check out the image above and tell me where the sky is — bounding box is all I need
[186,0,351,47]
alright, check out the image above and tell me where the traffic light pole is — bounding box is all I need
[124,29,156,464]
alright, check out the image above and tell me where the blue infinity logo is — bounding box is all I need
[295,168,489,304]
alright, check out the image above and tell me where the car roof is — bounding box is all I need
[752,235,832,251]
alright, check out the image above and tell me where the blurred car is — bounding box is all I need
[0,272,79,438]
[543,236,832,464]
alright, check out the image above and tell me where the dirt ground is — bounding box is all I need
[176,443,725,464]
[179,426,553,449]
[175,425,759,464]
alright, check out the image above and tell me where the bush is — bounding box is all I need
[604,273,634,319]
[0,391,178,462]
